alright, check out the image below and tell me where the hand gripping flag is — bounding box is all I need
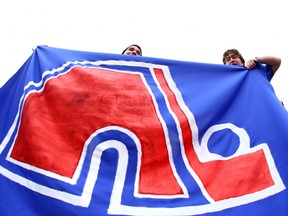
[0,45,288,216]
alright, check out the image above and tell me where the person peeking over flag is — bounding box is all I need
[122,44,142,56]
[222,48,281,82]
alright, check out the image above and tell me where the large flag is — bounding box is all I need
[0,45,287,216]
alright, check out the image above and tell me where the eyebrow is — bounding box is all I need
[129,47,141,55]
[225,54,238,59]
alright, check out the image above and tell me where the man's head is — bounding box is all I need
[222,49,245,66]
[122,44,142,56]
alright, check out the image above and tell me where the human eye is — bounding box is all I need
[225,56,231,62]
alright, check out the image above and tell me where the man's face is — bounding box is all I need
[123,45,142,56]
[224,52,244,66]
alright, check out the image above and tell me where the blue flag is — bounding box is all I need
[0,45,287,216]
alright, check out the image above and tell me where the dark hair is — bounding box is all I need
[222,49,245,64]
[122,44,142,55]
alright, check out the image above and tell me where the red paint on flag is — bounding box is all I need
[11,67,183,195]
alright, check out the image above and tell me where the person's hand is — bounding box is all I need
[245,58,258,69]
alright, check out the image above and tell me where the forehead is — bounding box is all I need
[226,51,237,56]
[128,45,140,50]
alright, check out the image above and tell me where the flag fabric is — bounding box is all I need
[0,45,288,216]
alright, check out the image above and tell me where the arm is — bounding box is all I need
[245,56,281,73]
